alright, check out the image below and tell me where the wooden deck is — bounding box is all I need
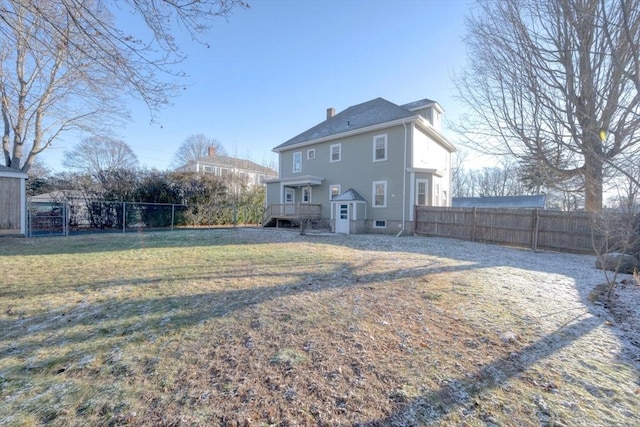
[262,203,321,227]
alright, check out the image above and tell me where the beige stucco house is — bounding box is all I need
[263,97,456,234]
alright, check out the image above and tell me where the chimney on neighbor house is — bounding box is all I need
[326,107,335,120]
[208,145,216,157]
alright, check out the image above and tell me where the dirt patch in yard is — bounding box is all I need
[0,229,638,426]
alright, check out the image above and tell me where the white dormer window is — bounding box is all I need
[373,134,387,162]
[330,144,341,162]
[293,152,302,173]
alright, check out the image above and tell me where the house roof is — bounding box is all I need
[0,165,28,178]
[274,97,418,151]
[452,195,547,209]
[332,188,367,202]
[400,98,437,111]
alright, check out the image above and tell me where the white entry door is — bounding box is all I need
[335,203,350,234]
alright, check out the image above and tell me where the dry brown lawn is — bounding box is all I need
[0,228,638,426]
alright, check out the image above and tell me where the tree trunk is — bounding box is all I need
[583,142,604,213]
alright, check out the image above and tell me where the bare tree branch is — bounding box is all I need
[452,0,640,212]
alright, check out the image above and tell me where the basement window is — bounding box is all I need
[374,220,387,228]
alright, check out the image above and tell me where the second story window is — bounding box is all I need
[330,143,341,162]
[293,152,302,173]
[307,149,316,160]
[373,134,387,161]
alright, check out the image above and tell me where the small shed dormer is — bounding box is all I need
[401,99,444,131]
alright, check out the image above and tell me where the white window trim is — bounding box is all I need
[307,149,316,160]
[330,143,341,162]
[293,151,302,173]
[372,134,388,162]
[372,180,387,208]
[330,184,341,200]
[373,220,387,228]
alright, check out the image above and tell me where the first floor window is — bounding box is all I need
[293,152,302,173]
[303,187,312,203]
[373,181,387,207]
[330,184,341,200]
[416,179,428,206]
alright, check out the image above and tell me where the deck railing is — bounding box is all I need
[262,203,322,225]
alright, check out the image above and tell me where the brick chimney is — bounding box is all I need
[208,145,216,157]
[326,107,335,120]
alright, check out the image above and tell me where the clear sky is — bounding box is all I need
[41,0,476,172]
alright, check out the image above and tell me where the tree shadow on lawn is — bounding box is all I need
[2,229,638,424]
[360,314,608,426]
[0,257,478,360]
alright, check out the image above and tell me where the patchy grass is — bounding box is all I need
[0,229,638,426]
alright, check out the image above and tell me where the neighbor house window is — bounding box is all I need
[307,149,316,160]
[442,190,448,206]
[434,184,440,206]
[373,134,387,161]
[330,184,341,200]
[330,144,341,162]
[372,181,387,207]
[374,220,386,228]
[293,152,302,173]
[416,179,428,206]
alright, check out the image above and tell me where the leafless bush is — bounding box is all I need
[593,210,640,297]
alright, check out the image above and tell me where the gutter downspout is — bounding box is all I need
[398,119,408,237]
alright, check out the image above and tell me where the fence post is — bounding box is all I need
[471,207,477,242]
[171,204,175,231]
[532,208,540,252]
[122,202,126,233]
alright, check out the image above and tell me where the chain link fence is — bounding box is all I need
[28,200,186,236]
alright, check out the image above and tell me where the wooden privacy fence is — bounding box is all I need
[415,206,605,254]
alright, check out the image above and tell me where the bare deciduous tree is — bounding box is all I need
[453,0,640,212]
[0,0,247,173]
[172,133,227,168]
[63,136,139,178]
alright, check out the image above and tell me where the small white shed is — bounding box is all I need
[0,165,28,236]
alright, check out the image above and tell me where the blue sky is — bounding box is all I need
[42,0,476,172]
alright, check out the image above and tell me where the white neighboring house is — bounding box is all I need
[263,97,456,234]
[175,146,277,186]
[0,165,28,236]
